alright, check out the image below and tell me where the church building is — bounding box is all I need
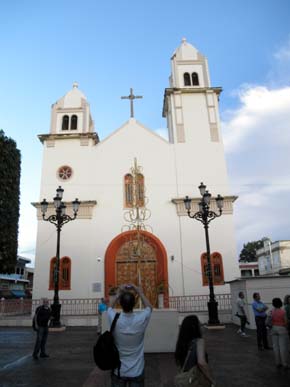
[32,39,239,306]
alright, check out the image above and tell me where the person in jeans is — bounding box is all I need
[236,291,248,337]
[32,298,51,359]
[270,297,289,370]
[108,284,152,387]
[252,292,270,350]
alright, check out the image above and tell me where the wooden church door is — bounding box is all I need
[115,240,158,307]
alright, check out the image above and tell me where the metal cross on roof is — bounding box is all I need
[121,88,143,118]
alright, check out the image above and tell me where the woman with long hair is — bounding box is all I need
[174,315,213,385]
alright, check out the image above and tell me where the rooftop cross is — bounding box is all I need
[121,88,143,118]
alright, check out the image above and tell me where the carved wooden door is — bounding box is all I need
[116,240,158,307]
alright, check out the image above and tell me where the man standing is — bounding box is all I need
[32,298,51,359]
[252,292,271,350]
[108,284,152,386]
[236,291,248,337]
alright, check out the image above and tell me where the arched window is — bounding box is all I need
[71,115,78,130]
[125,174,133,207]
[49,256,71,290]
[201,253,209,286]
[201,252,224,286]
[136,173,144,207]
[124,173,145,208]
[211,252,224,285]
[183,73,191,86]
[62,115,69,130]
[60,257,71,290]
[49,257,57,290]
[191,72,199,86]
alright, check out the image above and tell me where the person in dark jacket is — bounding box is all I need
[32,298,51,359]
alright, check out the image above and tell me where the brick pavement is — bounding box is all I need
[0,325,289,386]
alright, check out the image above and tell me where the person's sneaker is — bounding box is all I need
[32,354,38,360]
[241,332,249,337]
[40,353,49,358]
[264,347,273,350]
[237,329,242,334]
[276,364,282,369]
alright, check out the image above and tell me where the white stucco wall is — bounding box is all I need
[230,276,290,329]
[33,118,238,300]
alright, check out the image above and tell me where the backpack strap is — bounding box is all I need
[110,312,120,333]
[110,313,121,377]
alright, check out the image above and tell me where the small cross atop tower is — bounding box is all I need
[121,88,143,118]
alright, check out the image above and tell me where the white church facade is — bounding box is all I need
[32,39,239,306]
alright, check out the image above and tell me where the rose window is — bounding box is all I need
[58,166,73,181]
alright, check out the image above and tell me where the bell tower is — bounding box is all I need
[163,38,221,145]
[49,82,96,137]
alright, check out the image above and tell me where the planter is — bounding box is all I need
[158,293,164,309]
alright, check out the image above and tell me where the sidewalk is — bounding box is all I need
[0,324,289,386]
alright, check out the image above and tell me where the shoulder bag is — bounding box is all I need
[174,340,215,387]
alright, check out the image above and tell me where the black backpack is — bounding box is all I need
[93,313,121,374]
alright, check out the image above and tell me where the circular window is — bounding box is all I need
[58,165,73,181]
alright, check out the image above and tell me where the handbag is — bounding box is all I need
[174,340,215,387]
[174,364,214,387]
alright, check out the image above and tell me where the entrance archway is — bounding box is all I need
[104,230,168,307]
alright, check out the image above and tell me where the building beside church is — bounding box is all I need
[32,39,239,306]
[257,240,290,275]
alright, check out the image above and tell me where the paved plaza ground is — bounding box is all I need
[0,324,290,387]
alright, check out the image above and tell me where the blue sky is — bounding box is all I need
[1,0,290,265]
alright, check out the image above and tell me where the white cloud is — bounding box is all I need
[222,39,290,253]
[222,86,290,152]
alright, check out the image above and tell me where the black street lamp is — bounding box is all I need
[40,186,80,327]
[184,182,224,325]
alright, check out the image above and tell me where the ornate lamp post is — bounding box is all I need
[184,182,224,325]
[40,186,80,327]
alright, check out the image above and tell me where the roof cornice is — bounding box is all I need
[38,132,99,144]
[162,87,222,117]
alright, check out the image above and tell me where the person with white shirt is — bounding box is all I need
[236,291,249,337]
[107,284,152,387]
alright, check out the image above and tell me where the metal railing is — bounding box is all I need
[0,294,231,316]
[31,298,102,315]
[169,294,232,312]
[0,298,32,316]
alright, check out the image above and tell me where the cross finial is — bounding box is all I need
[121,88,143,118]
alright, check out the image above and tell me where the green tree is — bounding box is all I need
[0,129,21,273]
[239,239,265,262]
